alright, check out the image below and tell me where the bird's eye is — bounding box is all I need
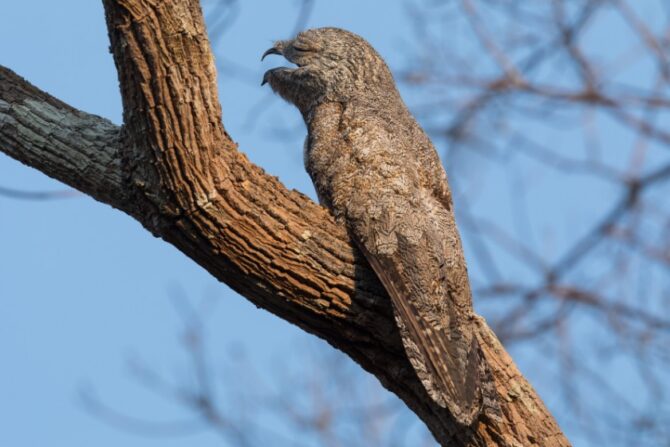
[292,44,313,53]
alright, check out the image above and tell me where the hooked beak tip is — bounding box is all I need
[261,47,282,61]
[261,70,271,87]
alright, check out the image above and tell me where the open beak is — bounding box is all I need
[261,41,292,86]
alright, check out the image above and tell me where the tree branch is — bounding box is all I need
[0,1,570,445]
[0,67,125,206]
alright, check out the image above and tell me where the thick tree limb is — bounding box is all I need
[0,1,570,445]
[0,68,125,206]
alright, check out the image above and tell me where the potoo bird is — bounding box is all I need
[262,27,494,426]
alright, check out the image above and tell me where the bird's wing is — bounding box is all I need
[355,212,485,426]
[334,117,488,425]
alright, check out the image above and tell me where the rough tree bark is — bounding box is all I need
[0,1,570,446]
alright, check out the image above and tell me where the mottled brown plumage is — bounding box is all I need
[262,27,495,426]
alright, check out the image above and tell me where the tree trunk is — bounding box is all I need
[0,1,570,445]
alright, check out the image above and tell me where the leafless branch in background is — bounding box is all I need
[0,185,79,200]
[291,0,315,37]
[401,0,670,444]
[84,292,435,447]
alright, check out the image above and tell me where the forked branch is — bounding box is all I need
[0,1,570,445]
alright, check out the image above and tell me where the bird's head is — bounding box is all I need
[261,27,395,115]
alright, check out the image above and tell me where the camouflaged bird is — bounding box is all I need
[262,27,495,426]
